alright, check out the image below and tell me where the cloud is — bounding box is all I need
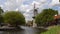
[49,0,60,7]
[20,4,29,11]
[0,0,60,21]
[23,12,33,21]
[0,5,3,8]
[2,0,26,11]
[35,0,47,3]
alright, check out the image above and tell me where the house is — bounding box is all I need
[26,21,33,27]
[45,15,60,27]
[54,15,60,24]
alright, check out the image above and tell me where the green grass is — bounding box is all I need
[41,25,60,34]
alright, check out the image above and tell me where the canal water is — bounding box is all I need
[0,26,47,34]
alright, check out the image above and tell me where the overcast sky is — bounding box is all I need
[0,0,60,21]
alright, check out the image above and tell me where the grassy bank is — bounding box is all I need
[41,25,60,34]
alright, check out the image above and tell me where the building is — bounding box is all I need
[32,3,38,27]
[26,21,33,27]
[46,15,60,26]
[54,15,60,24]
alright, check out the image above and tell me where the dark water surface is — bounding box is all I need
[0,26,47,34]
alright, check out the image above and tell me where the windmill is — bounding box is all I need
[33,3,38,18]
[32,3,38,27]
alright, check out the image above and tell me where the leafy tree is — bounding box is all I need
[3,11,25,27]
[35,8,58,26]
[0,7,4,14]
[0,7,4,24]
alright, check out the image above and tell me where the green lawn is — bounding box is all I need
[41,25,60,34]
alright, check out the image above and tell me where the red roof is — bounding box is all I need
[54,15,60,19]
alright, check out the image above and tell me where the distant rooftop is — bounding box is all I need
[54,15,60,19]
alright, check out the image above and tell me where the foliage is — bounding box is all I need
[3,11,25,26]
[41,25,60,34]
[35,8,58,26]
[0,7,4,23]
[0,7,4,14]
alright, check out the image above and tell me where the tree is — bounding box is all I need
[0,7,4,24]
[0,7,4,14]
[3,11,25,27]
[35,8,58,26]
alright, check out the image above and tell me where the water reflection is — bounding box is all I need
[0,26,47,34]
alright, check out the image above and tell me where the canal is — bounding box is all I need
[0,26,47,34]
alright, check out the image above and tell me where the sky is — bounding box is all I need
[0,0,60,21]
